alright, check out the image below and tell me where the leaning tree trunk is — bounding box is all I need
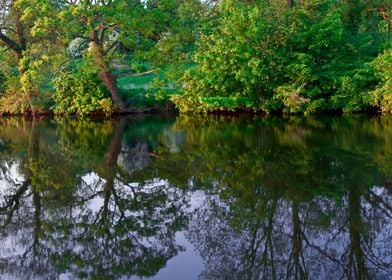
[99,71,126,112]
[90,30,126,113]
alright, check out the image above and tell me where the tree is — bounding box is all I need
[0,0,26,61]
[174,0,390,114]
[0,0,64,114]
[26,0,153,112]
[0,0,32,111]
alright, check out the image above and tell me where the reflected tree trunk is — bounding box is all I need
[347,186,369,280]
[262,198,278,280]
[101,118,127,222]
[238,198,279,279]
[290,201,307,279]
[28,118,42,256]
[32,185,41,256]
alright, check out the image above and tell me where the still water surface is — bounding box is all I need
[0,115,391,279]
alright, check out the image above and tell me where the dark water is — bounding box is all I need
[0,115,391,280]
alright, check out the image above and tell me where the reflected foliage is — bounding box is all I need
[0,115,391,279]
[145,114,392,279]
[0,115,187,279]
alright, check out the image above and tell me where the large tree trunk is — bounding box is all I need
[99,71,126,112]
[90,30,127,113]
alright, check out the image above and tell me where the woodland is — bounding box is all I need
[0,0,391,116]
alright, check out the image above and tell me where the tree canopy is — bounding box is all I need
[0,0,390,116]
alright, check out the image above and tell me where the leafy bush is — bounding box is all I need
[0,74,31,114]
[370,49,392,114]
[53,59,114,116]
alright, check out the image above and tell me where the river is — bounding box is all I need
[0,114,391,279]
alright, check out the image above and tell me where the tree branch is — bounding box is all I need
[0,31,22,54]
[104,40,118,55]
[117,69,159,78]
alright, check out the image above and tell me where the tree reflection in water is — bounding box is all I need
[0,116,188,279]
[0,115,391,279]
[151,115,392,280]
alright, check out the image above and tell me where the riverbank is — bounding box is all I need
[0,101,178,118]
[1,104,387,118]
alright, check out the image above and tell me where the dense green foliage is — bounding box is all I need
[370,49,392,113]
[176,0,391,114]
[0,0,390,115]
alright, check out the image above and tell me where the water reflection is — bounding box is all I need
[0,115,391,279]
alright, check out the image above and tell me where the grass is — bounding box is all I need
[117,73,161,107]
[116,63,193,108]
[117,74,155,90]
